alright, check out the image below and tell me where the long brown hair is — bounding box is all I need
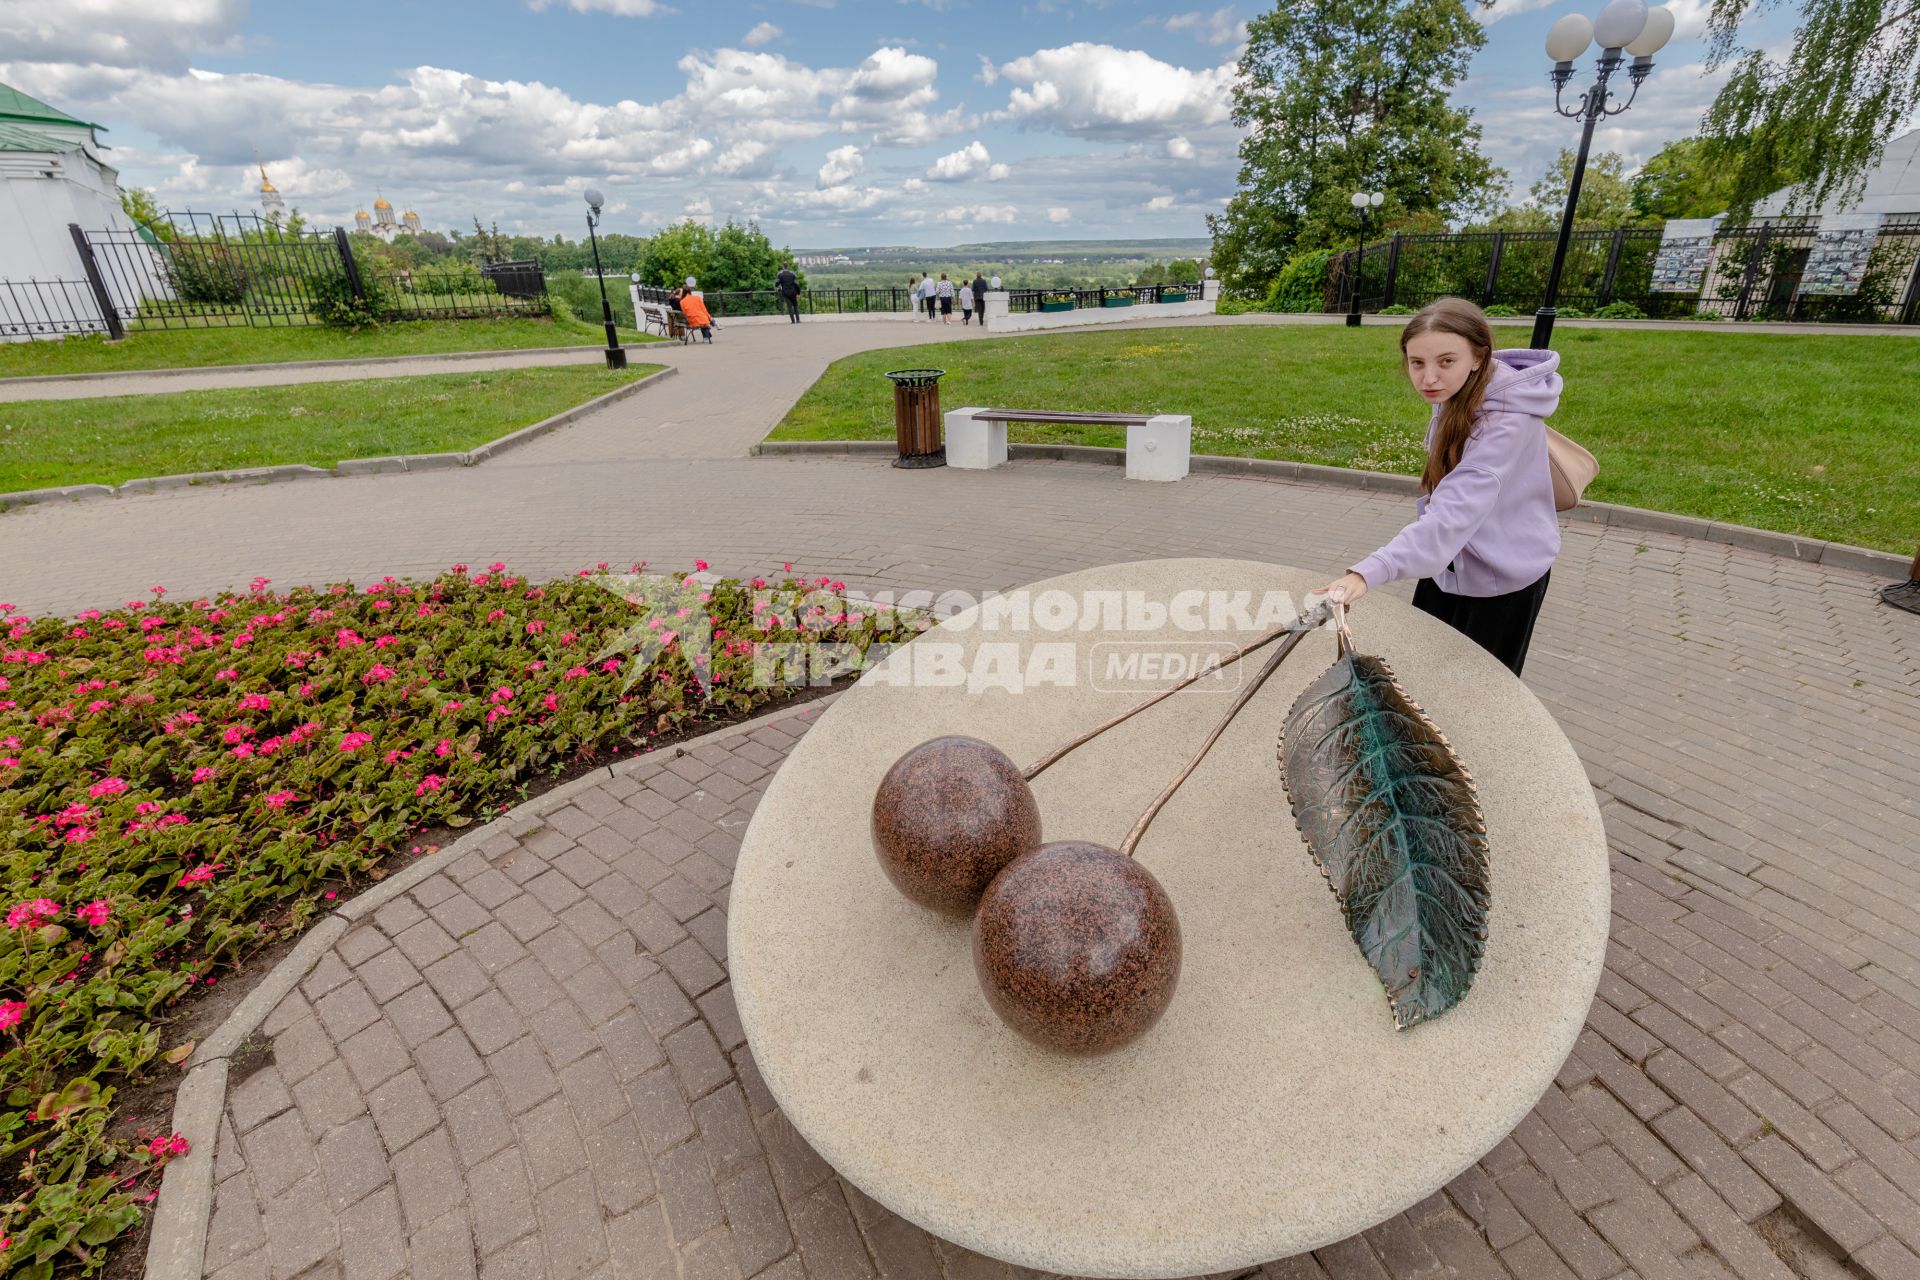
[1402,297,1495,494]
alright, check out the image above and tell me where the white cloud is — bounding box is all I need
[527,0,674,14]
[1165,8,1245,47]
[712,138,774,176]
[928,139,993,180]
[818,144,864,185]
[940,203,1019,223]
[1167,135,1195,159]
[743,21,782,46]
[1474,0,1557,25]
[1146,194,1176,210]
[987,162,1010,180]
[0,0,247,74]
[832,46,938,120]
[977,53,999,85]
[1047,206,1071,222]
[678,48,837,121]
[993,43,1236,138]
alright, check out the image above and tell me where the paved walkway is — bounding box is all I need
[3,318,1918,1278]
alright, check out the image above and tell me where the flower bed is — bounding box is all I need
[0,563,922,1274]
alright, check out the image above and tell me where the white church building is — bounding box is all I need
[0,82,140,286]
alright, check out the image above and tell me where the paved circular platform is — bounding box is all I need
[728,557,1610,1278]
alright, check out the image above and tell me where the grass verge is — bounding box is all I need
[0,317,656,380]
[0,364,665,493]
[772,325,1917,554]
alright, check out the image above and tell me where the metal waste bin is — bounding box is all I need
[884,368,947,469]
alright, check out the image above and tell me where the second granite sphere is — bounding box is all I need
[871,735,1043,914]
[972,840,1183,1055]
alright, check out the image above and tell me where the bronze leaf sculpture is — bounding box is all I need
[1279,606,1491,1031]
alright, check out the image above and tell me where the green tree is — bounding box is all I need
[118,186,170,238]
[465,219,513,265]
[1526,148,1644,225]
[707,220,801,292]
[637,220,716,288]
[1629,136,1742,219]
[1698,0,1918,214]
[1208,0,1505,296]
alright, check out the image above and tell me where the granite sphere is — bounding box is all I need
[871,735,1042,914]
[972,841,1183,1055]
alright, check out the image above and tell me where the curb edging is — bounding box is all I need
[0,342,661,389]
[749,439,1911,578]
[143,692,840,1280]
[0,365,677,513]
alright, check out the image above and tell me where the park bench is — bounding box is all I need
[944,406,1191,481]
[637,301,680,341]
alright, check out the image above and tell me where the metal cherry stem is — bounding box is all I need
[1117,619,1323,860]
[1022,602,1332,783]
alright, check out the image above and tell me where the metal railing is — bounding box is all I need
[0,211,551,339]
[633,284,922,317]
[1331,219,1920,324]
[1005,284,1198,314]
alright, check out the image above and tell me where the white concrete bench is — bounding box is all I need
[944,406,1191,482]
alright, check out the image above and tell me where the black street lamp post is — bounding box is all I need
[1532,0,1674,349]
[1346,190,1384,327]
[583,188,627,370]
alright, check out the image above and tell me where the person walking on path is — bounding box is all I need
[921,274,939,323]
[777,264,801,323]
[959,279,975,325]
[907,277,922,321]
[1315,297,1562,677]
[972,271,990,328]
[936,272,955,324]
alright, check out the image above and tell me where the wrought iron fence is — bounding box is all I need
[1005,284,1197,313]
[0,211,550,340]
[633,284,922,317]
[1331,219,1920,324]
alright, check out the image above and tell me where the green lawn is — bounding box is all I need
[0,364,664,493]
[0,315,656,379]
[772,326,1918,554]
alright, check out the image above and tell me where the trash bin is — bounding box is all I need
[883,368,947,469]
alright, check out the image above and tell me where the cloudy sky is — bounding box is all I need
[0,0,1801,247]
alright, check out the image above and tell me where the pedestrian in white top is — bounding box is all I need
[959,281,975,325]
[920,274,939,322]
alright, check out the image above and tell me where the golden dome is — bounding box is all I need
[259,178,278,193]
[373,196,392,209]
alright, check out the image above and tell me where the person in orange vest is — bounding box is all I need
[677,277,714,343]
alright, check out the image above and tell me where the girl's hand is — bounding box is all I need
[1315,572,1369,606]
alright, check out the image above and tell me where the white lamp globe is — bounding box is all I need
[1593,0,1648,49]
[1370,192,1385,208]
[1545,13,1594,61]
[584,188,605,212]
[1204,266,1216,278]
[1627,5,1674,55]
[1350,191,1369,208]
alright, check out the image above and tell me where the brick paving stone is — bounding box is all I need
[229,1064,294,1132]
[338,1184,407,1280]
[166,350,1920,1280]
[259,1172,339,1278]
[468,1147,538,1255]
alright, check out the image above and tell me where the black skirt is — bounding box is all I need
[1411,570,1551,677]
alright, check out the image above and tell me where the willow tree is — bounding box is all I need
[1700,0,1919,212]
[1207,0,1505,296]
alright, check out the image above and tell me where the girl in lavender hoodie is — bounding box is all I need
[1316,297,1561,676]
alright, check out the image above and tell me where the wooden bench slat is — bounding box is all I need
[971,409,1154,426]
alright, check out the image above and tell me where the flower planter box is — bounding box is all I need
[1159,292,1189,303]
[1038,301,1075,313]
[1102,296,1134,308]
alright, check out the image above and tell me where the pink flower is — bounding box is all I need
[136,801,165,815]
[526,620,546,635]
[0,759,17,770]
[238,693,272,711]
[362,664,395,684]
[486,610,506,623]
[450,563,468,574]
[338,732,372,752]
[6,900,59,929]
[543,693,559,711]
[192,767,217,783]
[263,791,295,809]
[434,739,452,758]
[216,668,238,680]
[335,629,364,648]
[415,774,445,796]
[78,900,110,928]
[64,827,91,843]
[490,686,514,704]
[155,814,189,828]
[0,1000,25,1030]
[695,559,710,571]
[89,777,129,798]
[384,749,412,764]
[488,562,506,573]
[177,863,224,887]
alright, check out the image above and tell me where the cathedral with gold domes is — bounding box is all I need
[352,193,422,240]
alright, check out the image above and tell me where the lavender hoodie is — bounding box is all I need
[1349,348,1562,598]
